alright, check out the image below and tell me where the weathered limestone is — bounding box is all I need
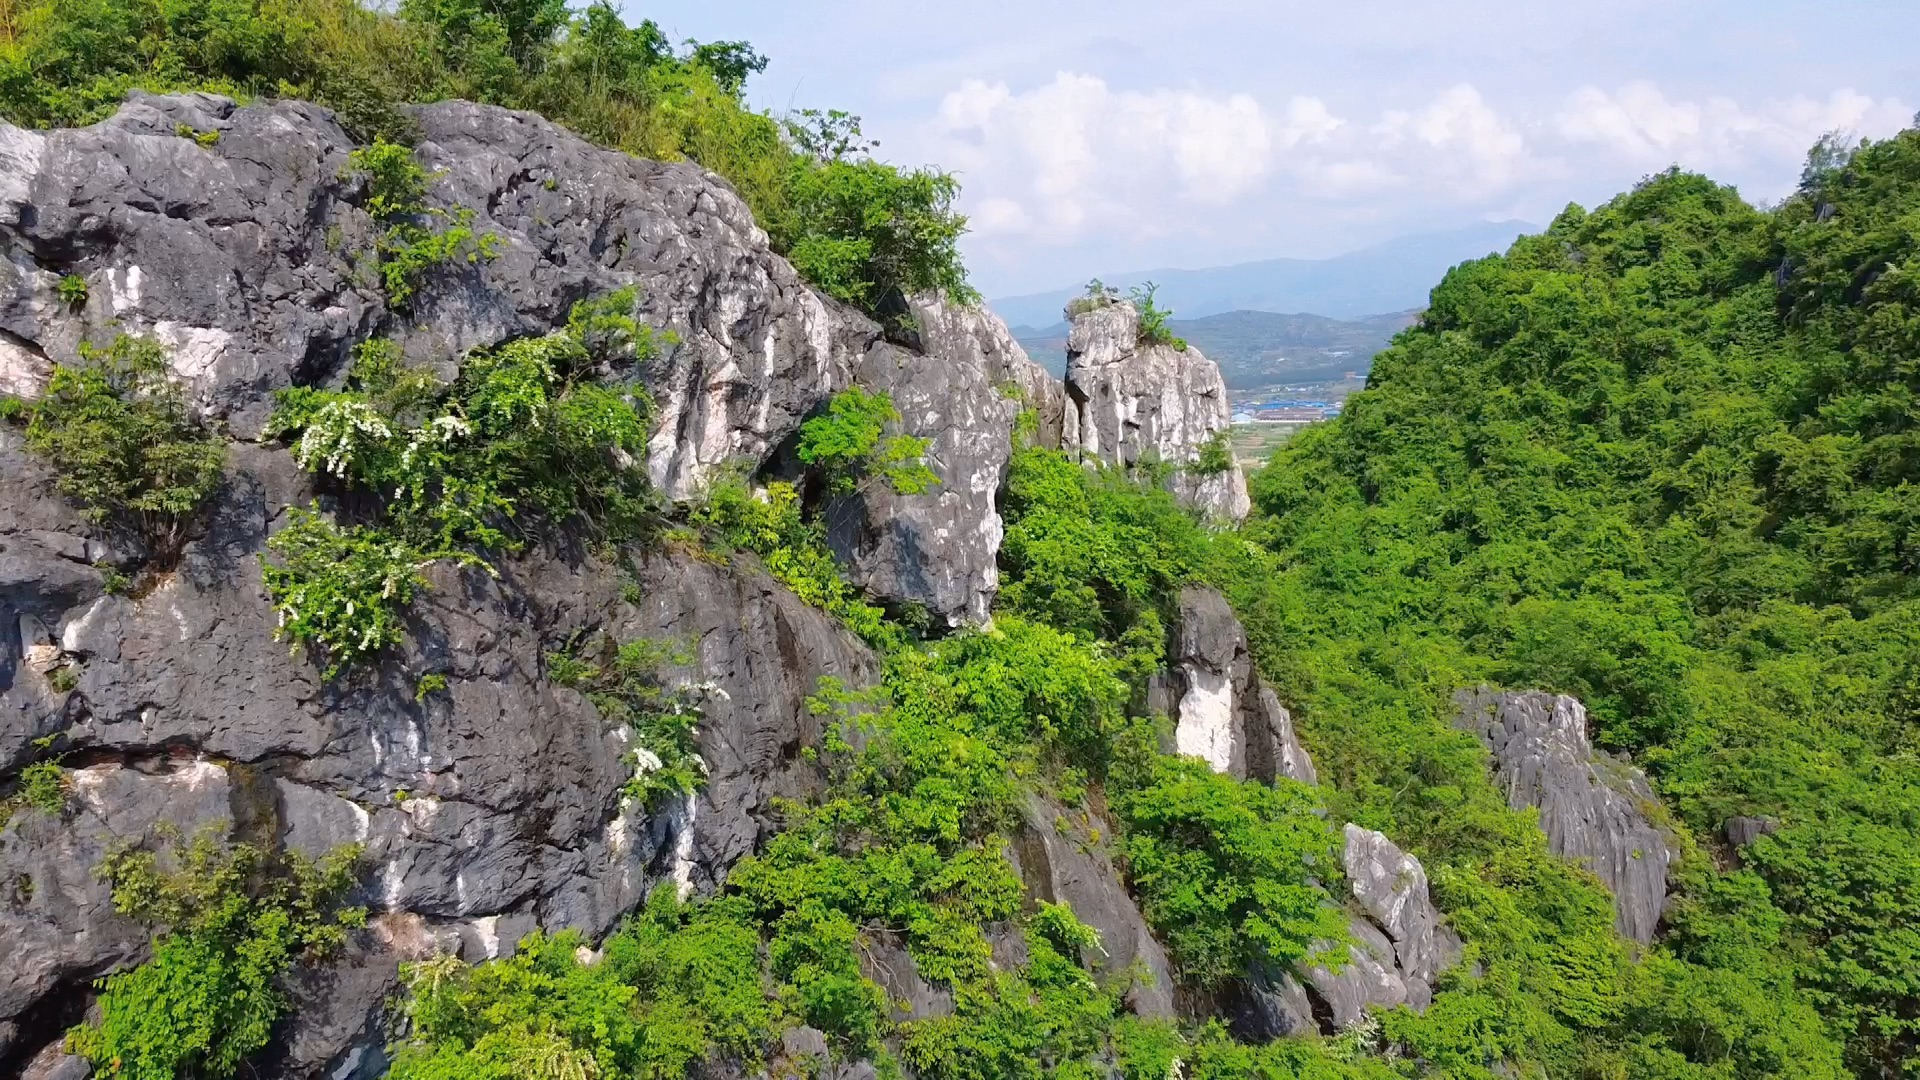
[1454,689,1674,942]
[1063,298,1250,522]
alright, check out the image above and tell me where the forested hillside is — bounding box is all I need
[2,0,1918,1078]
[1246,138,1920,1077]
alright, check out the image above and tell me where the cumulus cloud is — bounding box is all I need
[922,72,1916,284]
[929,73,1338,239]
[1556,82,1913,170]
[1374,84,1540,194]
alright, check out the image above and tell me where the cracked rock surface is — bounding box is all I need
[1455,688,1674,942]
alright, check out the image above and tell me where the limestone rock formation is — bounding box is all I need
[0,88,1422,1074]
[1062,299,1250,522]
[1454,689,1674,942]
[0,92,868,491]
[1010,794,1178,1018]
[1232,826,1463,1038]
[1153,587,1316,783]
[1156,591,1458,1036]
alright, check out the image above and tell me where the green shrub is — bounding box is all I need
[1065,278,1117,319]
[15,333,226,562]
[346,140,499,309]
[10,758,69,816]
[777,156,972,311]
[797,387,938,496]
[1192,430,1233,475]
[67,836,365,1080]
[1109,737,1347,987]
[263,505,436,677]
[56,273,88,306]
[546,634,705,810]
[690,475,897,648]
[386,891,778,1080]
[1129,282,1185,350]
[266,291,664,676]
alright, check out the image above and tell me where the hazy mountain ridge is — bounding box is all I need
[989,218,1537,330]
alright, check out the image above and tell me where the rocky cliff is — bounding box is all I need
[0,90,1285,1074]
[1061,298,1250,522]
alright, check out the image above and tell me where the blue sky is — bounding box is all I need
[628,0,1919,297]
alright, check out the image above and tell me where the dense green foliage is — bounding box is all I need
[6,333,226,563]
[797,387,939,496]
[1238,130,1920,1076]
[265,291,660,674]
[0,0,970,315]
[68,835,364,1080]
[386,894,777,1080]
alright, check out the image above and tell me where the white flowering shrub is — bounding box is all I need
[263,290,671,676]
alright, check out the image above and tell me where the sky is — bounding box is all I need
[627,0,1919,297]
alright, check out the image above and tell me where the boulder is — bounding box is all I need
[1062,299,1249,522]
[1724,815,1780,848]
[1454,689,1674,942]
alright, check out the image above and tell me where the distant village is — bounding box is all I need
[1231,398,1348,424]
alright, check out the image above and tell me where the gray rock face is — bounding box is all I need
[1154,588,1456,1037]
[1455,689,1674,942]
[1724,815,1779,848]
[1010,794,1177,1018]
[902,291,1077,452]
[821,293,1080,628]
[0,93,868,491]
[1331,824,1463,1011]
[1062,299,1249,522]
[0,439,877,1076]
[1152,587,1316,784]
[1234,827,1461,1038]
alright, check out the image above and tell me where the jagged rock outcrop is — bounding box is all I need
[0,91,869,492]
[1155,590,1458,1035]
[1152,587,1316,783]
[1454,689,1674,942]
[821,293,1078,628]
[1232,826,1463,1038]
[1062,299,1250,522]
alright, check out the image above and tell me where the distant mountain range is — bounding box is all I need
[988,219,1536,330]
[1013,309,1419,387]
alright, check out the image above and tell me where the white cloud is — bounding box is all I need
[1374,84,1539,194]
[929,73,1335,239]
[1556,82,1913,170]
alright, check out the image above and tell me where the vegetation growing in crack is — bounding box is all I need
[1129,283,1186,351]
[3,332,226,565]
[67,835,365,1080]
[796,387,938,497]
[547,633,710,811]
[1191,430,1233,476]
[345,139,499,310]
[264,288,665,676]
[689,473,899,649]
